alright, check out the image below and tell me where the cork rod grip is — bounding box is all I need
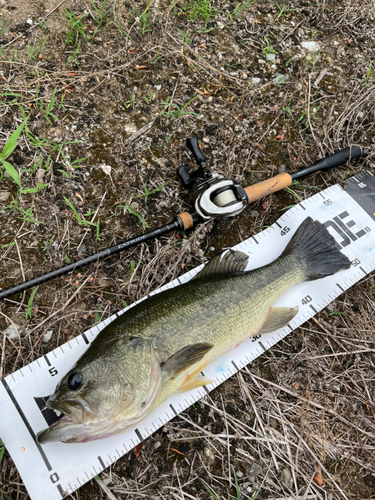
[177,212,194,230]
[244,173,293,204]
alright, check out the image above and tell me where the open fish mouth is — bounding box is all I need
[48,399,86,425]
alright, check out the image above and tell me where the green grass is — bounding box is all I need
[274,2,297,20]
[62,8,88,44]
[26,286,39,320]
[120,203,149,230]
[27,37,47,60]
[356,61,372,88]
[183,0,218,26]
[228,0,256,21]
[133,180,171,203]
[0,120,27,187]
[64,197,98,227]
[263,36,277,57]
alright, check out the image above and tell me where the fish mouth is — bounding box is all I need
[48,399,86,424]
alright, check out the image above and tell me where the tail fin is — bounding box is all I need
[283,216,351,280]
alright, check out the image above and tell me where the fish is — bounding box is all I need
[37,216,351,444]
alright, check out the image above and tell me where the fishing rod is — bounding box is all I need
[0,139,363,301]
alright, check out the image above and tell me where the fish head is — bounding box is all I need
[37,336,162,444]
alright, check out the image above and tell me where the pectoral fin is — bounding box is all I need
[162,343,213,379]
[257,306,298,335]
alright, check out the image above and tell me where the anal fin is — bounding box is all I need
[257,306,298,335]
[177,374,214,393]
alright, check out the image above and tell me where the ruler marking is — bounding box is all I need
[56,484,66,498]
[1,379,53,471]
[252,236,259,244]
[286,323,293,331]
[44,355,51,367]
[169,404,178,416]
[299,203,306,211]
[134,428,143,441]
[231,360,239,371]
[98,456,106,469]
[359,266,366,274]
[81,333,89,345]
[309,304,318,314]
[275,221,282,228]
[258,341,267,352]
[202,385,210,394]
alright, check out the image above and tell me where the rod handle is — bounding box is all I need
[291,146,363,180]
[244,173,292,204]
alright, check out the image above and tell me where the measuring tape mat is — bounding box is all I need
[0,171,374,500]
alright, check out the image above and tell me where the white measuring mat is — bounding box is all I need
[1,171,374,499]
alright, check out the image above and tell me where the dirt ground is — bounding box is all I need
[1,0,375,499]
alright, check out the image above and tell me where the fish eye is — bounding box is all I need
[67,372,83,390]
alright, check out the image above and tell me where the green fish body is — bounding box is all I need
[37,217,351,444]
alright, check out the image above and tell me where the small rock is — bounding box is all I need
[247,463,263,479]
[155,85,161,91]
[207,96,213,102]
[27,18,33,25]
[281,468,292,487]
[203,446,215,461]
[100,164,112,177]
[77,244,86,256]
[130,201,139,210]
[35,168,45,187]
[326,56,334,63]
[273,73,288,84]
[236,470,244,478]
[154,441,162,450]
[4,324,21,340]
[0,191,10,202]
[258,58,266,64]
[301,41,319,52]
[241,71,248,80]
[251,77,262,85]
[266,53,276,62]
[124,123,137,134]
[43,330,53,343]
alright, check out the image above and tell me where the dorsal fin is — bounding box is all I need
[193,249,249,280]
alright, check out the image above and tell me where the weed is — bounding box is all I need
[0,18,6,35]
[64,197,97,227]
[94,303,103,324]
[0,439,5,462]
[183,0,218,27]
[62,8,88,44]
[119,203,149,230]
[228,0,256,21]
[160,96,201,119]
[0,120,27,187]
[263,36,277,57]
[1,196,44,223]
[329,309,346,316]
[124,86,136,108]
[27,37,47,60]
[89,0,112,38]
[143,93,156,104]
[283,180,303,202]
[111,15,134,41]
[133,0,153,35]
[20,182,49,195]
[120,299,128,308]
[43,235,55,251]
[356,61,372,88]
[133,180,171,203]
[274,3,297,20]
[45,88,59,123]
[66,41,82,66]
[25,286,39,320]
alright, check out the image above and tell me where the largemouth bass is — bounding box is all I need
[37,217,350,444]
